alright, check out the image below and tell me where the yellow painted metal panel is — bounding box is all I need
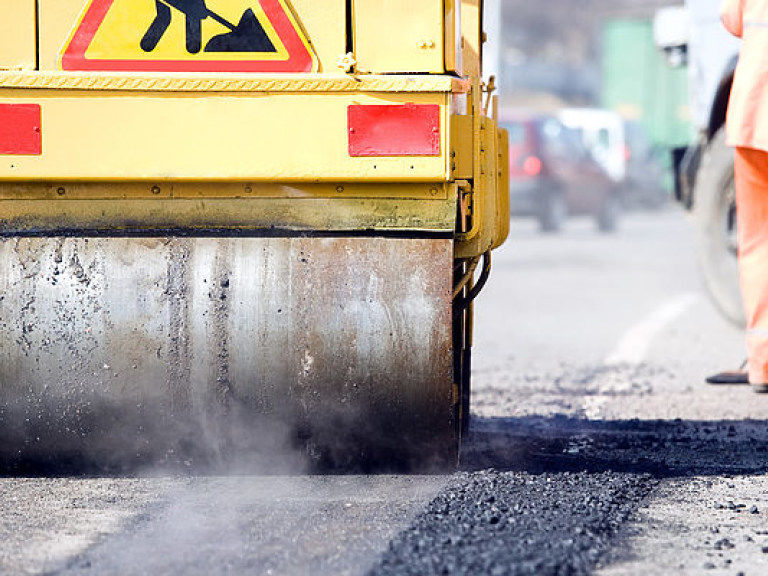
[354,0,444,74]
[0,188,456,233]
[460,0,481,79]
[0,0,37,71]
[290,0,345,73]
[478,115,510,251]
[0,90,448,182]
[444,0,458,74]
[493,125,510,249]
[450,114,473,179]
[0,182,448,200]
[455,114,506,259]
[38,0,84,71]
[0,180,456,233]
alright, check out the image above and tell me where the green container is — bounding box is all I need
[601,19,691,149]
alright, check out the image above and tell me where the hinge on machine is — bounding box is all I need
[456,180,472,235]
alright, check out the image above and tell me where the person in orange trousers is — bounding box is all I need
[719,0,768,391]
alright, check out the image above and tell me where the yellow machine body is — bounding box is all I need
[0,0,508,470]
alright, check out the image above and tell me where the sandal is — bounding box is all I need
[706,360,749,385]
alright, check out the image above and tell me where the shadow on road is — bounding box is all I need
[462,415,768,478]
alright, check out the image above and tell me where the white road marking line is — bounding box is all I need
[603,293,701,366]
[584,293,702,419]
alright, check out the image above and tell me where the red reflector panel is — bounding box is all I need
[348,104,440,157]
[0,104,42,155]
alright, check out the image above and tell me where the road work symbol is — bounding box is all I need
[61,0,316,72]
[140,1,276,54]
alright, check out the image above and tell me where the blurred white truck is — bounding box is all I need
[655,1,743,325]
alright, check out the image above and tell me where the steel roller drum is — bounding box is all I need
[0,236,457,471]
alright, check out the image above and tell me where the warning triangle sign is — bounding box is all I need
[61,0,316,73]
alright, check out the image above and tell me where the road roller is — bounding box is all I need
[0,0,509,471]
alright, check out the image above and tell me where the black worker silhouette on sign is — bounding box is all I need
[140,0,277,54]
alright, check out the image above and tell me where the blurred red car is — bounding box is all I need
[501,112,620,232]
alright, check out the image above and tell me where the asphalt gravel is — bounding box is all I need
[370,470,656,576]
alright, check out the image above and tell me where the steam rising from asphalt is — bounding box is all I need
[0,401,311,476]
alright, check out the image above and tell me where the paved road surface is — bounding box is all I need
[2,209,767,575]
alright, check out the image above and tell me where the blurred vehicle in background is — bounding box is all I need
[558,108,626,183]
[623,120,670,209]
[502,112,620,233]
[559,109,669,210]
[654,1,743,326]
